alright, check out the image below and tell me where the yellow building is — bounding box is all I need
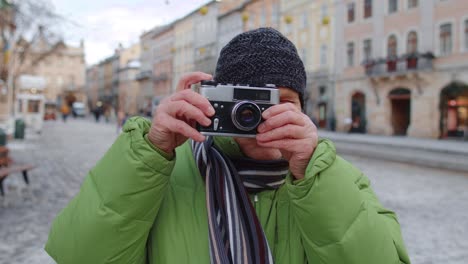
[243,0,280,31]
[173,14,195,92]
[117,43,141,115]
[280,0,336,129]
[12,30,86,115]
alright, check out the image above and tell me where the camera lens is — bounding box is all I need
[232,101,262,131]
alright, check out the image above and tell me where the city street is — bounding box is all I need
[0,118,467,264]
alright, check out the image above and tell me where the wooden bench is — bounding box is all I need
[0,146,35,196]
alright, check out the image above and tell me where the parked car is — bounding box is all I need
[72,102,87,117]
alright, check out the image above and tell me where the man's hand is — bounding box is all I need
[147,72,215,155]
[256,103,318,180]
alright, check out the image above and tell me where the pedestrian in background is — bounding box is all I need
[60,104,70,122]
[46,28,410,264]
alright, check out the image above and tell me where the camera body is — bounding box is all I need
[197,81,280,138]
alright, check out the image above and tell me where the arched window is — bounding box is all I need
[407,31,418,53]
[440,23,452,55]
[387,35,398,57]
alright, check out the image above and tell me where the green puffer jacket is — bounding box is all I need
[46,117,410,264]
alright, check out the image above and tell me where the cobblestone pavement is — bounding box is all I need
[0,119,467,264]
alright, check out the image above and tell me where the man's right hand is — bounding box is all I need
[147,72,215,155]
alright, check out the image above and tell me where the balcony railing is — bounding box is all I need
[136,70,153,81]
[153,73,168,82]
[363,52,435,78]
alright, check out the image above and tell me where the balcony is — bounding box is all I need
[153,73,168,82]
[136,70,153,81]
[363,52,435,79]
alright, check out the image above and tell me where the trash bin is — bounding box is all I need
[14,119,25,139]
[0,128,6,146]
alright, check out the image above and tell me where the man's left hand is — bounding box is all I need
[256,103,318,180]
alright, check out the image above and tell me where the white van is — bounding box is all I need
[72,102,87,117]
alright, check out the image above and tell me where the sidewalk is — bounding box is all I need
[319,130,468,173]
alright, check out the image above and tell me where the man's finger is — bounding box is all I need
[257,124,306,142]
[166,100,212,126]
[165,118,206,142]
[171,90,215,117]
[176,72,213,91]
[258,111,305,133]
[262,103,300,119]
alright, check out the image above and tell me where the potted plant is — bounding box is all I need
[386,55,398,72]
[404,52,419,69]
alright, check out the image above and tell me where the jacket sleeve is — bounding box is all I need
[286,139,410,264]
[45,117,175,264]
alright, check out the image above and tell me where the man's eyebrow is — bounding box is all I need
[281,95,297,100]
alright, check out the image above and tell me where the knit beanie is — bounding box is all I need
[214,27,307,108]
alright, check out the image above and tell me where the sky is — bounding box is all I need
[49,0,211,66]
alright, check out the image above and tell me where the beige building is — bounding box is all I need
[334,0,468,139]
[193,1,220,75]
[243,0,280,31]
[85,65,100,110]
[117,43,141,115]
[280,0,336,128]
[14,33,86,107]
[173,12,196,92]
[152,26,174,100]
[217,0,249,59]
[137,27,161,114]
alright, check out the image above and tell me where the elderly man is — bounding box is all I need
[46,28,410,264]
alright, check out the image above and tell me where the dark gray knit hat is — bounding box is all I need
[214,27,307,108]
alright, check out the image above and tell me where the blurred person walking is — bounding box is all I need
[60,104,70,122]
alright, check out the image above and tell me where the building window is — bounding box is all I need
[387,35,398,57]
[407,31,418,53]
[364,0,372,18]
[347,3,355,23]
[347,42,355,66]
[301,48,307,65]
[272,4,279,25]
[440,23,452,55]
[319,86,326,96]
[388,0,398,14]
[363,39,372,61]
[408,0,418,8]
[321,4,328,20]
[260,8,266,26]
[301,12,308,29]
[320,44,328,66]
[464,19,468,51]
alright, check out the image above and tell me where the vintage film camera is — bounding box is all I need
[197,81,280,138]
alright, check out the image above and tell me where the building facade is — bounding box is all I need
[152,25,174,100]
[193,1,220,75]
[217,1,247,63]
[173,13,196,92]
[280,0,336,129]
[243,0,280,31]
[334,0,468,139]
[13,32,86,109]
[137,27,161,114]
[117,43,141,115]
[85,65,99,111]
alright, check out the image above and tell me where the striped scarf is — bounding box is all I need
[192,137,289,264]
